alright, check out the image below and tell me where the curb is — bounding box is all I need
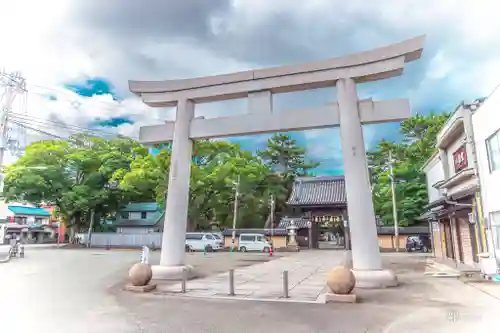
[150,291,325,304]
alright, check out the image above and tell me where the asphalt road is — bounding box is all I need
[1,248,499,333]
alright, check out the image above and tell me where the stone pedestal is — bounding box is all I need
[125,283,157,293]
[285,244,300,252]
[324,293,357,303]
[352,269,398,289]
[152,264,196,281]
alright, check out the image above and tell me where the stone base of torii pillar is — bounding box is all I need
[151,264,196,281]
[342,251,398,288]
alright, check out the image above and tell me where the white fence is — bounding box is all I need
[77,232,163,248]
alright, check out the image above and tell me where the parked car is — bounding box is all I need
[238,233,272,253]
[185,232,223,252]
[405,235,431,253]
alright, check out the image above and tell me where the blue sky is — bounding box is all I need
[2,1,499,171]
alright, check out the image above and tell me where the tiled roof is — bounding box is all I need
[287,176,347,206]
[121,202,159,212]
[116,211,164,227]
[222,228,288,236]
[8,206,51,216]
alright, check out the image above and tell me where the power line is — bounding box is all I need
[10,120,66,140]
[8,110,140,141]
[8,111,126,138]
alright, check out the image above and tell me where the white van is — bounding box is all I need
[185,232,223,252]
[238,233,272,253]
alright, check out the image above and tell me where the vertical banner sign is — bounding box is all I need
[453,145,468,172]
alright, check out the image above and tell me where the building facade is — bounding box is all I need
[0,202,54,243]
[422,100,488,268]
[285,176,348,248]
[472,84,500,265]
[115,202,164,234]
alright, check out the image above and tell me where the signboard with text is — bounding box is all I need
[453,145,468,172]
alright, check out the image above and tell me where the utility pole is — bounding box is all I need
[388,150,400,252]
[231,175,240,251]
[270,194,276,239]
[0,72,26,193]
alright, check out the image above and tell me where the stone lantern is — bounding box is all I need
[286,220,300,251]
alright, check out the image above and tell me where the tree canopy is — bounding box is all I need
[3,134,148,232]
[3,132,317,232]
[368,113,450,226]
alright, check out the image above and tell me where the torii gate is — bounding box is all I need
[130,35,425,288]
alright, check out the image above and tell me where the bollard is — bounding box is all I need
[269,246,273,257]
[282,271,289,298]
[181,268,187,293]
[19,244,24,258]
[228,269,235,296]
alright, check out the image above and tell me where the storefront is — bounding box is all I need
[421,99,487,268]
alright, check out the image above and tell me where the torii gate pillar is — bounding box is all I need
[130,36,425,288]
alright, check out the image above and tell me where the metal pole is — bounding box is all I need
[181,268,187,293]
[270,194,275,247]
[231,175,240,251]
[228,269,235,296]
[0,74,24,193]
[389,151,399,252]
[86,210,95,248]
[282,270,289,298]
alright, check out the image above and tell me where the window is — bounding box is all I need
[486,130,500,171]
[141,212,147,219]
[240,235,255,242]
[186,233,203,240]
[204,234,214,240]
[490,212,500,251]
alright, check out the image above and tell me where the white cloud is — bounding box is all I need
[1,0,500,172]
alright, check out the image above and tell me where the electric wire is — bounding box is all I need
[9,120,66,139]
[7,111,127,137]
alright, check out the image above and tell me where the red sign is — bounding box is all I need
[453,145,468,172]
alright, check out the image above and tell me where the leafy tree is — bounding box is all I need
[3,134,147,234]
[368,113,450,226]
[116,140,289,230]
[258,133,319,226]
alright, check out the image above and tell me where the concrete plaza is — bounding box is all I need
[1,247,500,333]
[157,250,343,302]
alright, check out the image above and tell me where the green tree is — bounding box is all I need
[117,140,288,230]
[3,134,147,234]
[368,113,450,226]
[258,133,319,226]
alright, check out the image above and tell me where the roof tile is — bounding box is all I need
[287,176,346,206]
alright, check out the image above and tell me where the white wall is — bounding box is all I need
[473,84,500,259]
[473,85,500,215]
[424,155,445,203]
[117,227,155,234]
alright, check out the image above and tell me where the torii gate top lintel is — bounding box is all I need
[129,35,425,107]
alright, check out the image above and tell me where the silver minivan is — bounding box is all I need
[238,233,272,252]
[185,232,223,252]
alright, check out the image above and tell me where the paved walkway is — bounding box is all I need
[157,250,345,302]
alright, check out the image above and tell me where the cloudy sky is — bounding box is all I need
[0,0,499,174]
